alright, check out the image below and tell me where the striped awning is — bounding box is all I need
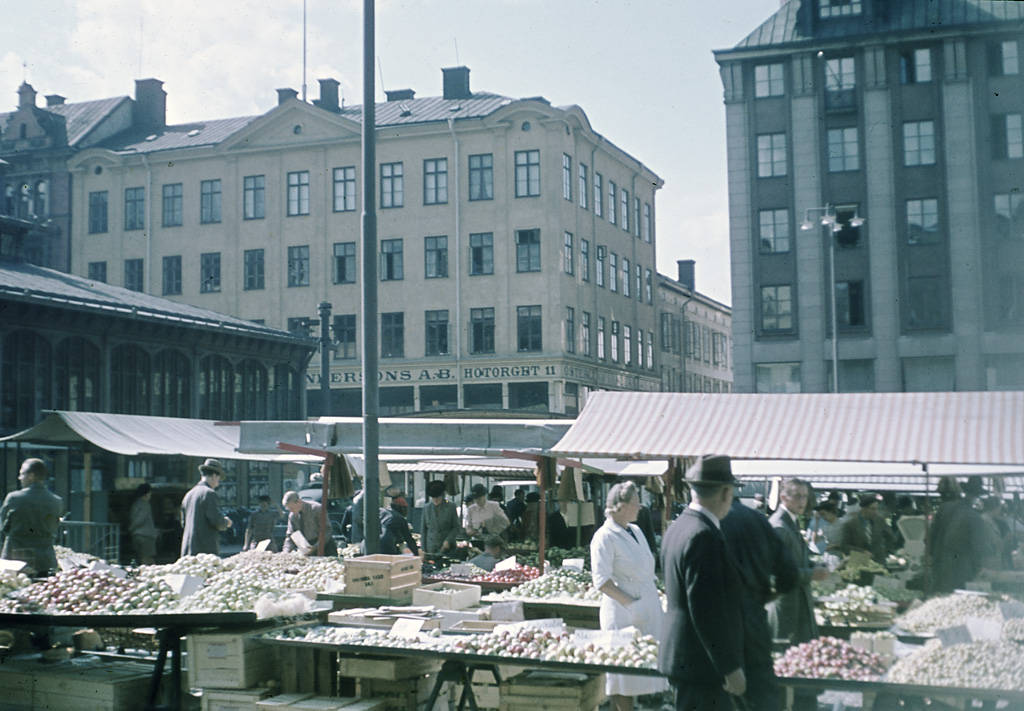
[549,391,1024,466]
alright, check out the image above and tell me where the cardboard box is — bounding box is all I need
[202,687,273,711]
[337,655,440,680]
[499,671,605,711]
[413,582,482,610]
[188,631,276,689]
[344,555,421,598]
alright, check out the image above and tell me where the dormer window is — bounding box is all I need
[19,124,26,139]
[820,0,861,18]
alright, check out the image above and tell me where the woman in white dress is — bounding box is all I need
[590,481,668,711]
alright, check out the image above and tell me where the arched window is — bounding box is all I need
[272,364,302,419]
[3,185,14,215]
[153,349,192,417]
[237,360,268,420]
[55,337,100,412]
[33,180,48,217]
[111,344,151,414]
[200,354,234,420]
[1,330,52,431]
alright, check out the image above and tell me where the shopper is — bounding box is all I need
[180,459,233,557]
[129,483,159,564]
[468,535,506,572]
[379,497,418,555]
[0,458,63,577]
[659,455,746,710]
[807,501,840,554]
[282,491,337,556]
[421,480,460,558]
[462,483,509,538]
[929,478,991,593]
[244,495,280,551]
[834,493,894,563]
[592,481,668,711]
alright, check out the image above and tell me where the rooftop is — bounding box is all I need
[0,95,130,148]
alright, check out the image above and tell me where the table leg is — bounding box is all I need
[169,629,182,711]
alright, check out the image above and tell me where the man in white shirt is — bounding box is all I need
[462,483,509,538]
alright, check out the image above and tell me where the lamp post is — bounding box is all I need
[800,205,865,393]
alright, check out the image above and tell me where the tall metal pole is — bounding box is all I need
[361,0,381,554]
[318,301,332,414]
[827,221,839,393]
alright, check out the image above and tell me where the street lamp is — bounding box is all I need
[801,204,865,393]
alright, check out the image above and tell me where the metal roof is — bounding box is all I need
[104,115,259,155]
[0,257,312,346]
[339,92,514,127]
[0,96,129,148]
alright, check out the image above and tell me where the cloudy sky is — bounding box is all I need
[2,0,779,305]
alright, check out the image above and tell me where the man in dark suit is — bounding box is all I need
[722,497,799,711]
[659,455,746,710]
[834,492,894,564]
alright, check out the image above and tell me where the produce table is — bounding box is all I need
[778,675,1024,711]
[482,593,601,629]
[315,592,408,610]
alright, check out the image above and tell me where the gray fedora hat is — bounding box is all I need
[198,458,226,476]
[685,454,739,487]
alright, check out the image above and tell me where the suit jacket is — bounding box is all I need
[180,481,227,557]
[658,507,743,684]
[834,512,891,563]
[765,507,818,644]
[421,500,461,556]
[0,482,63,575]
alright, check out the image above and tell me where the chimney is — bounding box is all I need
[442,66,471,100]
[277,88,298,105]
[134,78,166,131]
[17,82,36,109]
[385,88,415,102]
[45,94,66,107]
[677,259,695,291]
[315,78,339,112]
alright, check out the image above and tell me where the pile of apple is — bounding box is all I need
[774,636,888,681]
[471,564,541,585]
[0,569,178,615]
[449,627,658,668]
[497,568,601,602]
[0,569,31,598]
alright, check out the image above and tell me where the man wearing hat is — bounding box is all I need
[180,459,233,558]
[421,480,461,559]
[834,493,893,564]
[659,454,746,710]
[462,483,509,539]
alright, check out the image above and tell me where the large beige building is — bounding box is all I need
[68,69,662,415]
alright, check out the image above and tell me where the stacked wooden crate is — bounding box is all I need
[498,671,606,711]
[343,554,421,602]
[0,656,155,711]
[339,654,446,711]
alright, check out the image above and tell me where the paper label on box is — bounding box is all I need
[255,539,271,552]
[389,617,424,638]
[561,558,584,571]
[494,556,518,572]
[488,601,524,621]
[449,564,475,577]
[0,559,28,573]
[936,624,972,646]
[161,573,205,598]
[290,530,312,553]
[966,616,1002,641]
[1000,601,1024,619]
[206,642,229,659]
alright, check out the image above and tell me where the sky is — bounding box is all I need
[1,0,780,306]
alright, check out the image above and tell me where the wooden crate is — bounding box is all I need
[499,671,605,711]
[0,657,39,709]
[344,555,421,598]
[412,582,481,610]
[256,692,316,708]
[187,630,276,689]
[343,700,389,711]
[291,696,361,710]
[355,677,447,711]
[32,660,154,711]
[276,644,338,695]
[337,655,440,680]
[202,687,273,711]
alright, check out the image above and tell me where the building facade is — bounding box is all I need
[657,260,733,393]
[67,68,663,416]
[715,0,1024,393]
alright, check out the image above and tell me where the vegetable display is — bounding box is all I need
[888,639,1024,690]
[894,593,1005,634]
[494,568,601,602]
[0,569,177,614]
[773,636,888,681]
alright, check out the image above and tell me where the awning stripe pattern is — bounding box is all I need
[549,392,1024,465]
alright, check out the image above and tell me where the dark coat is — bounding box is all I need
[765,508,818,643]
[834,512,892,563]
[180,480,227,557]
[929,499,993,593]
[0,482,63,575]
[380,508,418,555]
[659,507,743,685]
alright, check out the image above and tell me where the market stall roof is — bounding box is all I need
[383,460,535,476]
[0,410,319,462]
[549,391,1024,466]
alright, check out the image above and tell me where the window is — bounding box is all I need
[515,150,540,197]
[32,180,48,217]
[565,307,575,354]
[608,180,617,223]
[757,133,787,177]
[470,307,495,354]
[517,305,542,352]
[754,63,785,97]
[287,318,311,337]
[333,242,356,284]
[333,314,357,359]
[907,276,945,329]
[580,240,590,281]
[594,173,603,217]
[609,252,618,292]
[637,329,644,367]
[992,39,1020,76]
[425,236,448,278]
[761,284,793,330]
[243,175,265,219]
[468,153,493,201]
[88,191,108,233]
[381,238,404,281]
[819,0,861,17]
[244,249,264,290]
[827,127,859,171]
[759,209,790,253]
[906,198,939,244]
[647,331,654,370]
[425,310,449,356]
[124,258,143,292]
[900,48,932,84]
[645,268,653,303]
[469,232,493,275]
[756,362,801,393]
[610,321,620,362]
[621,258,631,297]
[993,114,1024,159]
[563,232,574,275]
[200,179,221,224]
[578,163,588,209]
[903,121,936,166]
[162,255,181,295]
[562,154,572,201]
[333,166,356,212]
[581,312,591,356]
[287,245,309,287]
[643,203,652,242]
[596,246,606,287]
[423,158,448,205]
[287,171,309,216]
[998,272,1024,324]
[634,197,641,238]
[162,183,182,227]
[597,317,606,359]
[381,312,404,357]
[635,264,643,302]
[88,261,106,282]
[380,162,404,208]
[836,280,865,327]
[516,229,541,272]
[824,56,856,110]
[621,189,629,231]
[703,326,712,363]
[124,186,145,230]
[995,193,1024,240]
[623,325,632,365]
[200,252,221,293]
